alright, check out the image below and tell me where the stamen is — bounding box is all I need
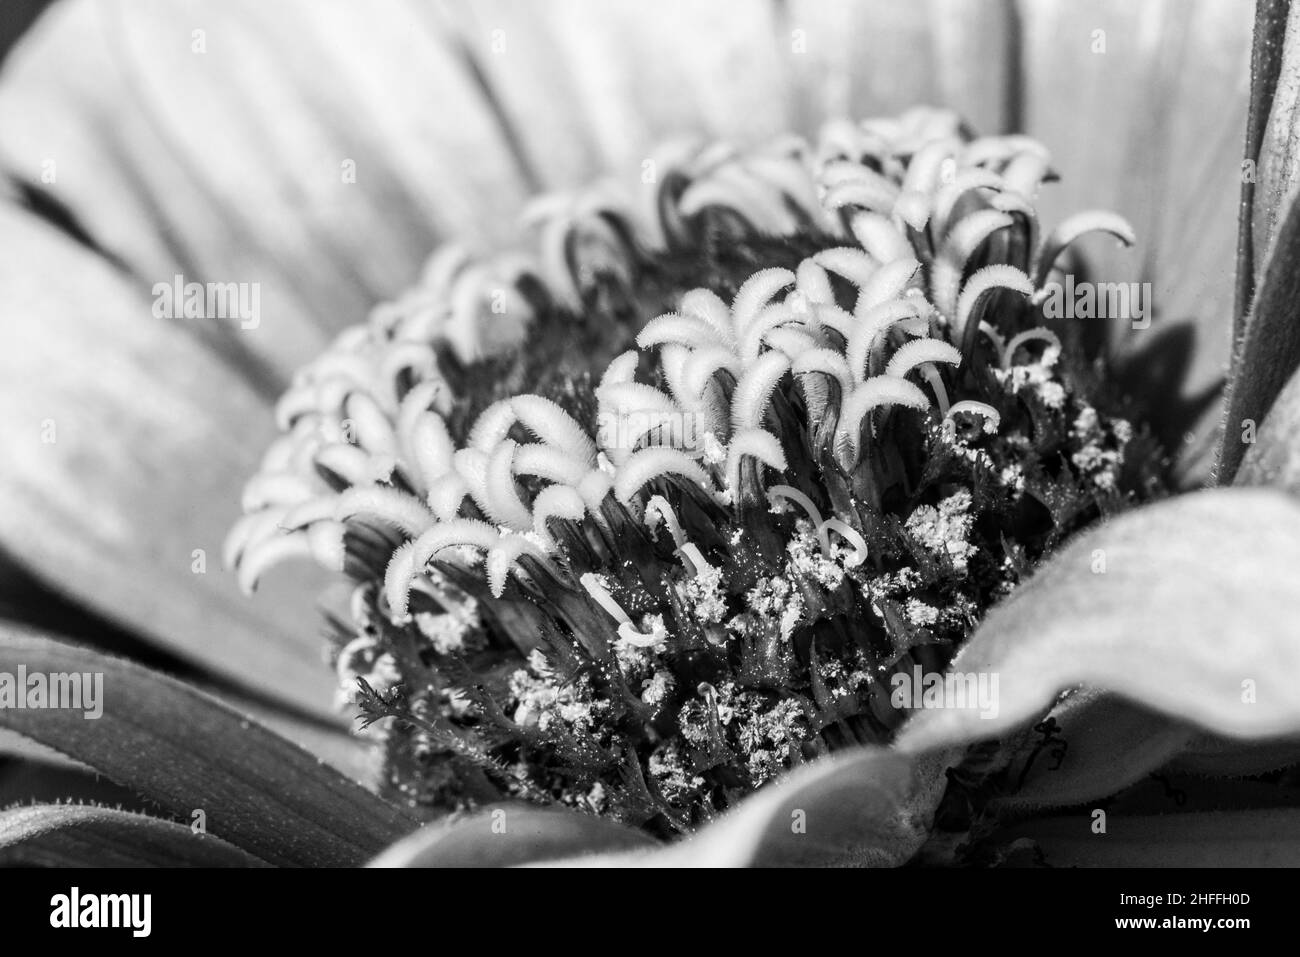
[643,495,687,547]
[467,399,518,452]
[1032,210,1136,290]
[637,313,730,351]
[744,152,826,224]
[315,443,385,486]
[597,381,680,421]
[792,348,854,401]
[731,268,796,332]
[679,289,736,345]
[819,518,868,566]
[812,247,877,288]
[675,543,712,577]
[836,376,931,465]
[334,486,436,537]
[934,209,1015,317]
[236,531,315,594]
[614,447,716,504]
[795,258,835,306]
[856,257,920,312]
[767,484,825,529]
[379,342,440,405]
[1002,327,1063,370]
[849,211,913,262]
[615,625,667,649]
[730,351,792,431]
[427,472,471,521]
[408,519,500,572]
[946,400,1002,435]
[1001,149,1052,200]
[481,440,534,531]
[577,470,614,518]
[223,508,288,570]
[961,134,1050,168]
[737,304,805,361]
[883,339,961,381]
[682,346,743,403]
[240,472,315,511]
[307,521,346,572]
[405,412,455,492]
[725,427,788,494]
[485,534,548,598]
[510,395,598,466]
[600,350,640,388]
[976,321,1006,357]
[954,264,1034,352]
[531,484,587,548]
[901,137,961,198]
[579,572,633,626]
[512,442,591,487]
[806,301,856,340]
[680,165,800,235]
[932,168,1005,236]
[848,299,922,382]
[383,541,418,619]
[765,327,818,360]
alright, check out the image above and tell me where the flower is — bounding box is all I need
[2,0,1299,868]
[228,106,1172,834]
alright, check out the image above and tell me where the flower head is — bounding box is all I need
[230,107,1164,832]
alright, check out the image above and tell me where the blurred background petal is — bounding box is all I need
[0,0,537,384]
[785,0,1013,133]
[1018,0,1253,483]
[0,204,338,714]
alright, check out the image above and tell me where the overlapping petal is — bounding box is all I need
[371,747,951,867]
[898,488,1300,751]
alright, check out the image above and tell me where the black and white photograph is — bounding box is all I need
[0,0,1295,913]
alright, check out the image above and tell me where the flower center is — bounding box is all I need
[228,107,1166,835]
